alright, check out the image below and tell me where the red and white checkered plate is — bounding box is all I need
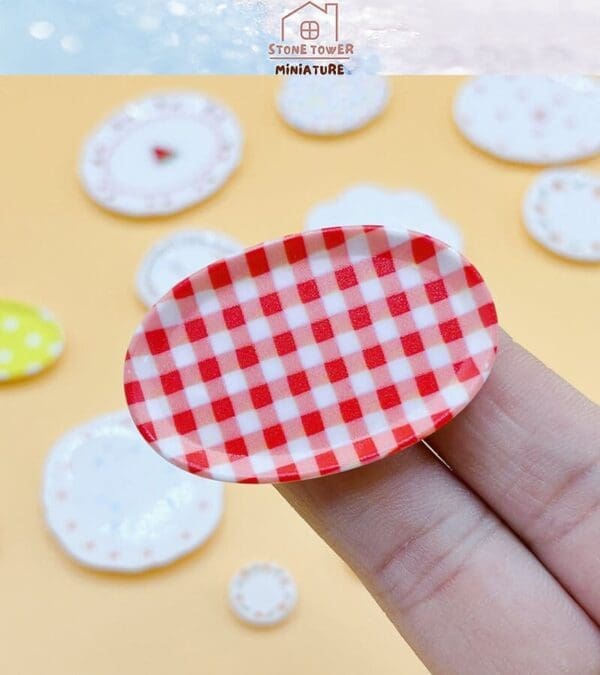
[124,226,498,483]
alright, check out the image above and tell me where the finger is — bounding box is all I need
[428,330,600,623]
[278,445,600,675]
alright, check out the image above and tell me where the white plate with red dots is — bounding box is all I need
[523,169,600,262]
[277,75,390,136]
[454,75,600,165]
[229,562,298,627]
[80,92,243,217]
[136,229,244,308]
[42,410,224,573]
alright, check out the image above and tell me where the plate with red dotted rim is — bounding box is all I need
[80,92,243,217]
[277,75,390,136]
[124,226,498,484]
[42,410,224,573]
[454,75,600,165]
[229,562,298,627]
[523,169,600,262]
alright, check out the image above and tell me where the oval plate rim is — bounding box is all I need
[124,225,499,484]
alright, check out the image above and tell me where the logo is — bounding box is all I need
[268,2,355,75]
[282,2,339,42]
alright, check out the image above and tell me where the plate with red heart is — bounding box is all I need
[80,92,243,217]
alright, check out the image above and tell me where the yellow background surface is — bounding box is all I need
[1,76,598,675]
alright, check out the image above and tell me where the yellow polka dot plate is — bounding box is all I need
[0,300,64,381]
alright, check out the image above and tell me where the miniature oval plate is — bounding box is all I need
[454,75,600,165]
[0,300,64,382]
[124,226,498,483]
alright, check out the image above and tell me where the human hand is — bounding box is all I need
[278,330,600,674]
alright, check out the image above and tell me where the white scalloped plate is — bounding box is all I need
[305,184,464,251]
[43,410,224,572]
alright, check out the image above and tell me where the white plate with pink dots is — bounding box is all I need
[454,75,600,165]
[229,562,298,626]
[42,410,224,573]
[277,75,389,136]
[523,169,600,262]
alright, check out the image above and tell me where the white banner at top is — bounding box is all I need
[4,0,600,73]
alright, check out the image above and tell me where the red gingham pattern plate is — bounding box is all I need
[124,226,498,483]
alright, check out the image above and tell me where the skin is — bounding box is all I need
[278,331,600,674]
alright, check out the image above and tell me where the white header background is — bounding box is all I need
[257,0,600,73]
[6,0,600,73]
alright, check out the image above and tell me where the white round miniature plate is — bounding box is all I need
[305,184,464,251]
[80,92,243,217]
[523,169,600,262]
[136,229,244,308]
[277,75,390,136]
[454,75,600,165]
[229,562,297,627]
[42,410,224,573]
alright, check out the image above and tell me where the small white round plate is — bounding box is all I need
[80,92,243,217]
[136,229,244,308]
[43,410,224,573]
[305,184,464,251]
[229,562,297,627]
[454,75,600,165]
[523,169,600,262]
[277,75,389,136]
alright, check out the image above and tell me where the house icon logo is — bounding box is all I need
[269,1,353,74]
[281,2,339,42]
